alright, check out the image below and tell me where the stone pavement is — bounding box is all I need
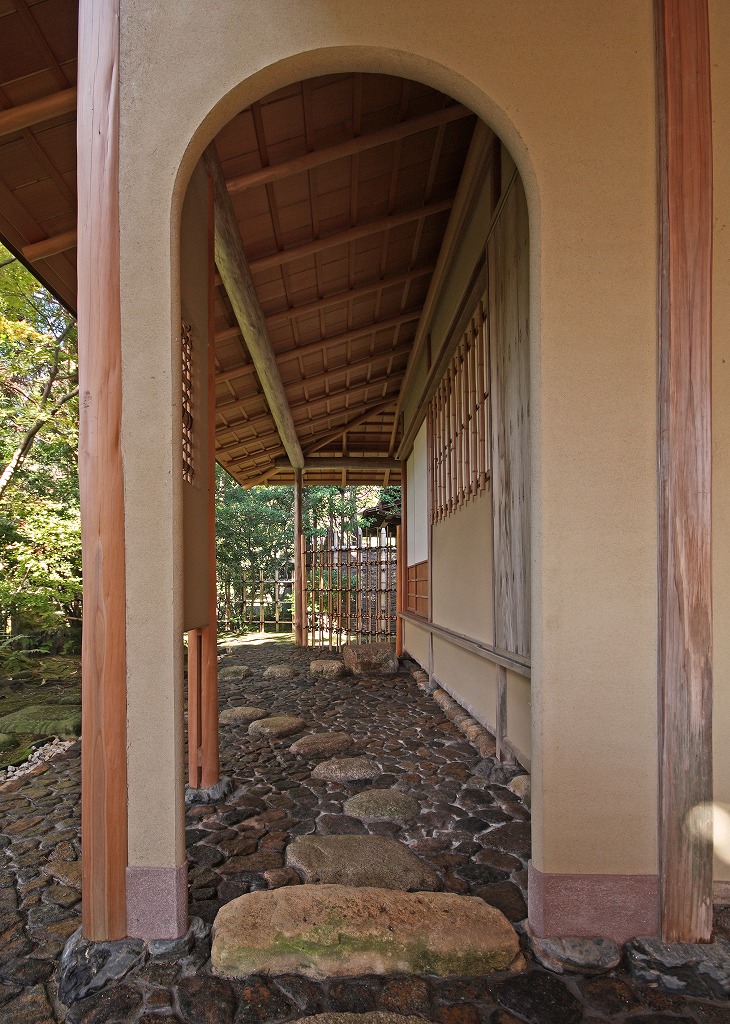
[0,635,728,1022]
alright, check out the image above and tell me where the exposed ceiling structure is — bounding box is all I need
[0,1,479,488]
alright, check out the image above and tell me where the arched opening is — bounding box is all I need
[177,69,532,972]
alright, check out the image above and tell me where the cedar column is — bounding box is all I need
[294,469,304,644]
[200,178,220,789]
[77,0,128,940]
[656,0,714,942]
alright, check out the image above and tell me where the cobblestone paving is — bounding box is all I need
[0,636,728,1023]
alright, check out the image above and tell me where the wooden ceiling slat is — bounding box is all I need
[248,197,452,274]
[0,85,76,137]
[226,103,470,194]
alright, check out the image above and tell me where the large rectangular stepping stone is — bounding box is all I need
[286,835,438,891]
[342,643,398,675]
[212,884,519,978]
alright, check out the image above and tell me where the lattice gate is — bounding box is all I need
[301,529,398,649]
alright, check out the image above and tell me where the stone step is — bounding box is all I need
[286,835,438,891]
[342,643,398,675]
[211,883,519,979]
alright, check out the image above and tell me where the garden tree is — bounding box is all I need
[0,245,81,646]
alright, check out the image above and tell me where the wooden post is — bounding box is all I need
[200,177,220,791]
[294,469,304,644]
[187,630,202,789]
[259,569,265,633]
[656,0,713,942]
[78,0,128,941]
[300,533,308,647]
[395,526,403,657]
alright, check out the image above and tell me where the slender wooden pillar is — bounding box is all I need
[77,0,128,940]
[294,469,304,645]
[656,0,714,942]
[395,525,403,657]
[201,178,221,789]
[187,629,202,789]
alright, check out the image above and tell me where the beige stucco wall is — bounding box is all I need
[432,488,493,643]
[711,0,730,884]
[117,0,659,879]
[433,639,498,732]
[181,162,211,632]
[403,618,430,671]
[406,423,428,566]
[506,669,531,768]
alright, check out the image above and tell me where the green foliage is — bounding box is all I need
[0,245,81,649]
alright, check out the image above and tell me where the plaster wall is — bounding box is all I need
[403,618,430,671]
[433,638,498,733]
[432,487,493,643]
[506,668,531,767]
[406,423,428,565]
[117,0,659,883]
[181,162,211,632]
[710,0,730,884]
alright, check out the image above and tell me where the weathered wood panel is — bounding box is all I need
[656,0,713,943]
[77,0,128,940]
[489,180,530,658]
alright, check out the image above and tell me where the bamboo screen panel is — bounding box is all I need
[428,291,489,521]
[181,320,194,484]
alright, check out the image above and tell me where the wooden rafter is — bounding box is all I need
[274,456,400,471]
[249,198,452,274]
[0,86,77,138]
[204,144,305,471]
[215,310,420,383]
[226,103,471,193]
[22,229,77,262]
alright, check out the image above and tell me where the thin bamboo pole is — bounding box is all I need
[259,569,265,633]
[300,534,308,647]
[293,469,303,645]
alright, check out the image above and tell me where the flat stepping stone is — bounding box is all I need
[312,757,380,782]
[263,664,296,679]
[219,706,269,725]
[528,931,620,975]
[344,788,419,823]
[290,732,352,757]
[342,643,398,676]
[218,665,252,681]
[248,716,305,738]
[309,660,345,678]
[286,835,439,891]
[212,884,519,978]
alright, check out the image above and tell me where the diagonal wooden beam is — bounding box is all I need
[265,264,434,328]
[249,199,452,275]
[204,144,304,470]
[0,87,77,138]
[227,104,471,193]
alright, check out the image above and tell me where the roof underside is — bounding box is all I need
[0,1,478,487]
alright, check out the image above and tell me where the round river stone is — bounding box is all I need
[343,788,419,823]
[309,660,346,678]
[263,664,296,679]
[219,706,270,726]
[248,716,305,738]
[311,757,380,782]
[218,665,252,681]
[289,732,352,757]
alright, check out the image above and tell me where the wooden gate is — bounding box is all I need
[301,528,398,649]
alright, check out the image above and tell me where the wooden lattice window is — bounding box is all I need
[406,561,429,617]
[428,291,489,521]
[181,320,194,483]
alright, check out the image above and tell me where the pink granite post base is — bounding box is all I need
[528,862,660,943]
[126,863,188,939]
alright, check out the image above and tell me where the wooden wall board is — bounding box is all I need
[489,179,530,660]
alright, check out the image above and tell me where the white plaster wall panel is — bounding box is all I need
[406,421,428,566]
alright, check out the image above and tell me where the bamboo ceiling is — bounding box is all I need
[0,1,478,487]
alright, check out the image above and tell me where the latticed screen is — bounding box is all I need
[428,291,489,521]
[181,320,194,484]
